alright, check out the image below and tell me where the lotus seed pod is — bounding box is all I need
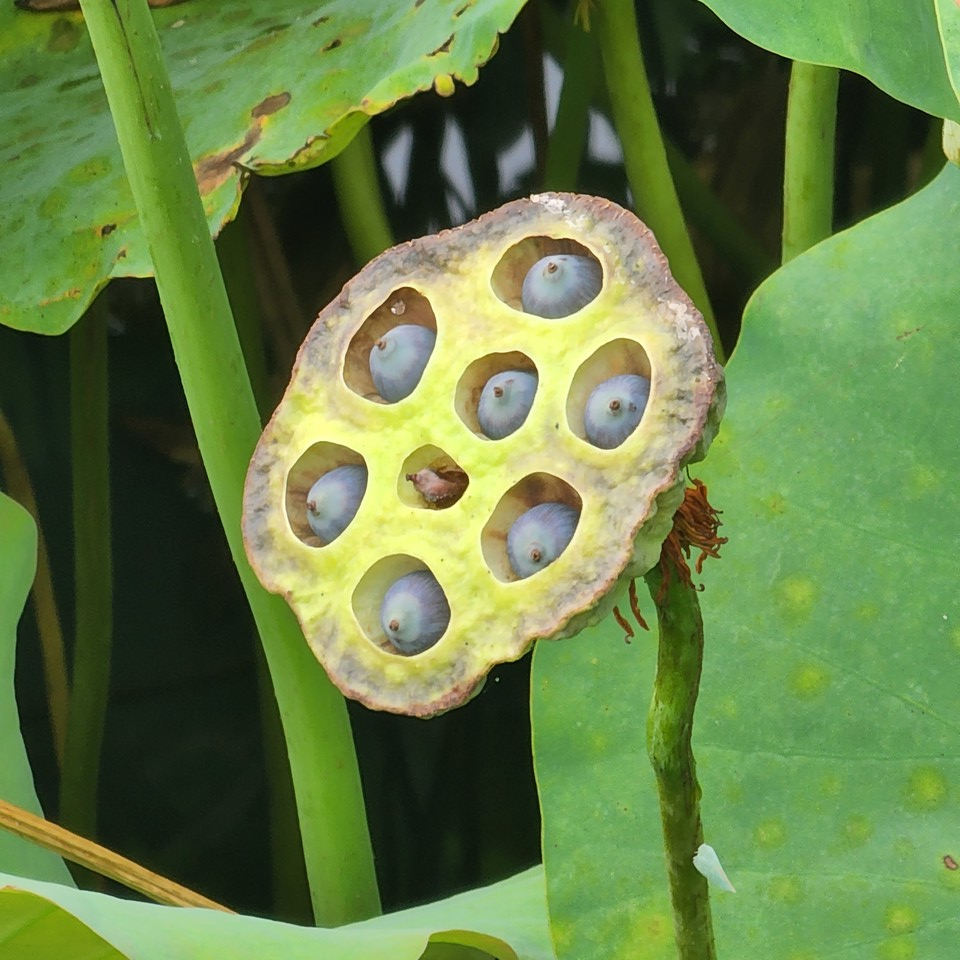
[305,464,368,543]
[507,502,580,580]
[583,374,651,449]
[380,570,451,655]
[243,193,725,717]
[369,324,436,402]
[477,370,538,439]
[520,254,602,318]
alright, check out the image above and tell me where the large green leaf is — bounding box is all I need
[0,889,126,960]
[0,866,553,959]
[0,493,71,884]
[533,163,960,957]
[699,0,960,121]
[0,0,526,335]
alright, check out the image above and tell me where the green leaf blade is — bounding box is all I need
[0,0,527,335]
[533,163,960,957]
[0,493,72,884]
[700,0,960,121]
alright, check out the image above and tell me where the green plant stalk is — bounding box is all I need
[782,62,839,263]
[592,0,723,361]
[0,410,69,769]
[644,562,715,960]
[59,298,112,851]
[216,218,311,919]
[77,0,380,924]
[543,13,598,192]
[330,123,394,265]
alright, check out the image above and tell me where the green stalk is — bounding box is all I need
[782,62,839,263]
[644,562,715,960]
[216,217,311,919]
[592,0,722,361]
[59,297,112,852]
[330,124,394,265]
[77,0,380,924]
[543,13,598,192]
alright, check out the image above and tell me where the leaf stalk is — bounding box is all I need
[783,62,839,262]
[644,560,716,960]
[77,0,380,924]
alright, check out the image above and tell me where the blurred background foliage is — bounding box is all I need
[1,0,942,923]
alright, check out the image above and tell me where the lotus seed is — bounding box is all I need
[406,466,469,507]
[520,254,602,318]
[369,324,436,402]
[305,464,368,543]
[380,570,451,655]
[477,370,538,439]
[506,502,580,579]
[583,374,650,449]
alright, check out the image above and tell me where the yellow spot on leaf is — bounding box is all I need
[779,576,817,620]
[768,876,803,904]
[841,814,873,847]
[789,663,829,699]
[878,941,916,960]
[755,817,787,848]
[885,904,919,935]
[904,765,948,811]
[820,773,842,797]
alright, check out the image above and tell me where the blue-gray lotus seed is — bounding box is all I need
[306,464,368,543]
[380,570,451,655]
[477,370,538,439]
[520,254,602,319]
[369,324,436,402]
[506,502,580,579]
[583,374,650,449]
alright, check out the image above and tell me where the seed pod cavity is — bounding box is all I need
[520,254,602,319]
[477,370,538,439]
[584,374,651,449]
[380,569,451,655]
[369,323,436,402]
[305,463,368,544]
[343,288,438,402]
[507,502,580,579]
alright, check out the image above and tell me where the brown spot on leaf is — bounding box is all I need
[194,126,260,195]
[427,35,454,57]
[99,223,116,238]
[896,326,922,341]
[945,855,958,870]
[454,4,471,16]
[414,0,426,6]
[39,287,82,307]
[313,14,330,25]
[322,38,342,52]
[251,92,291,118]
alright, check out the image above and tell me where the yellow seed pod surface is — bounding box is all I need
[243,193,724,716]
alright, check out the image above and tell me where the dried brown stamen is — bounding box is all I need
[613,606,634,642]
[628,578,649,631]
[655,478,726,601]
